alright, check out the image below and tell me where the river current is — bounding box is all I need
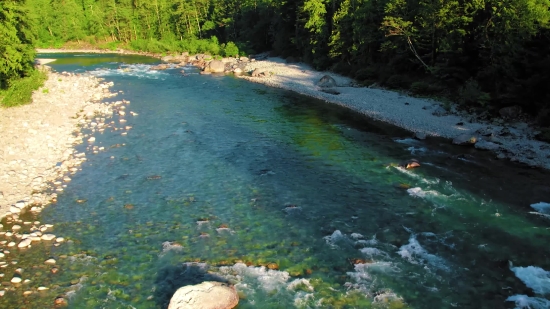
[2,53,550,308]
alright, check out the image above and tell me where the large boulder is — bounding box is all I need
[168,281,238,309]
[499,105,522,119]
[207,60,225,73]
[317,75,337,88]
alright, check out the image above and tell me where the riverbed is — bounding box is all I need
[1,53,550,309]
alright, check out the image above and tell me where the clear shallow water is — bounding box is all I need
[2,54,550,308]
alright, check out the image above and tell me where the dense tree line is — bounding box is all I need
[12,0,550,125]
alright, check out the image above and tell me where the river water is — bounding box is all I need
[2,53,550,308]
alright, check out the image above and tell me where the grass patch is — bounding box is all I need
[0,69,47,107]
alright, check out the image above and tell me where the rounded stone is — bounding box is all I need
[168,281,238,309]
[11,277,21,284]
[41,234,56,241]
[44,259,56,265]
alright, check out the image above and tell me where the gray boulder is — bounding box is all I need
[474,140,501,151]
[432,106,448,117]
[317,75,337,88]
[414,132,427,140]
[207,60,225,73]
[251,68,268,77]
[168,281,239,309]
[452,133,477,146]
[499,105,522,119]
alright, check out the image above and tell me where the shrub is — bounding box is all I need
[223,41,239,57]
[537,108,550,127]
[354,68,377,81]
[384,75,412,89]
[458,78,490,106]
[331,62,352,75]
[0,69,47,107]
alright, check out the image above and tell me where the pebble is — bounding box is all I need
[11,225,21,231]
[44,259,56,265]
[10,277,21,284]
[41,234,56,241]
[37,286,48,291]
[56,237,64,243]
[17,239,31,248]
[7,242,15,247]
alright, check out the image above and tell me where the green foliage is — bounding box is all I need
[223,41,239,57]
[355,68,378,81]
[535,128,550,142]
[458,79,491,106]
[0,69,47,107]
[16,0,550,120]
[0,0,36,89]
[384,75,413,89]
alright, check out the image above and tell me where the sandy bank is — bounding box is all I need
[239,58,550,170]
[0,69,118,218]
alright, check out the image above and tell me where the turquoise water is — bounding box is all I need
[2,53,550,308]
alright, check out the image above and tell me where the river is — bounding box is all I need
[2,53,550,309]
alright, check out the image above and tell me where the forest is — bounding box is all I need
[2,0,550,129]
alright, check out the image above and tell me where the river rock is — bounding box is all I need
[414,132,427,140]
[317,75,337,88]
[251,68,267,77]
[499,105,522,119]
[41,234,56,241]
[168,281,239,309]
[44,259,56,265]
[432,106,448,116]
[207,60,225,73]
[475,140,501,151]
[18,239,31,248]
[11,277,21,284]
[452,133,477,146]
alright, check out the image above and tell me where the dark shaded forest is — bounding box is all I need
[2,0,550,128]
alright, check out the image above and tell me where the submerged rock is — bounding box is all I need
[452,133,477,146]
[398,159,420,169]
[168,281,238,309]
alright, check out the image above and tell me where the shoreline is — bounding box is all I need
[238,57,550,170]
[0,68,120,218]
[31,49,550,171]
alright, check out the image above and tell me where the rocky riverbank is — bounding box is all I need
[237,57,550,170]
[0,68,118,218]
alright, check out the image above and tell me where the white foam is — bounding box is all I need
[407,187,441,198]
[89,64,169,80]
[324,230,350,249]
[350,233,364,240]
[159,241,183,256]
[407,146,427,155]
[287,278,314,292]
[511,266,550,295]
[218,263,290,293]
[360,247,389,259]
[531,202,550,215]
[395,167,440,184]
[506,295,550,309]
[293,292,315,307]
[394,138,417,145]
[397,235,449,271]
